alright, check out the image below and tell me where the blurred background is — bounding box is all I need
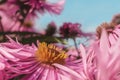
[35,0,120,32]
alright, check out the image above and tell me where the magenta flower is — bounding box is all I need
[59,22,82,38]
[0,38,82,80]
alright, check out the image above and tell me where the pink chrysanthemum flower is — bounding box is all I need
[59,22,82,38]
[0,38,82,80]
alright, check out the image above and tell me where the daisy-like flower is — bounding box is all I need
[0,38,82,80]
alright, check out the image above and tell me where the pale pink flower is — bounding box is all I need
[79,28,120,80]
[108,24,120,46]
[94,28,120,80]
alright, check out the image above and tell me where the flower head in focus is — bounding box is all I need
[35,42,67,65]
[0,39,82,80]
[59,22,82,38]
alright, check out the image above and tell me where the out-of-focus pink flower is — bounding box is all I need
[0,11,18,32]
[94,28,120,80]
[0,0,65,23]
[108,24,120,46]
[78,28,120,80]
[0,38,82,80]
[0,11,34,32]
[59,22,82,38]
[28,0,65,15]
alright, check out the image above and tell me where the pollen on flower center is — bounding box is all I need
[35,42,67,65]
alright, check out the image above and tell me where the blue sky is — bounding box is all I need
[35,0,120,32]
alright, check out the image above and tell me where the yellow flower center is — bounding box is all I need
[35,42,67,65]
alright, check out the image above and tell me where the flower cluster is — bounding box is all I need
[1,25,120,80]
[0,0,93,79]
[2,0,120,80]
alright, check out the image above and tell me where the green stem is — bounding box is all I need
[73,38,81,59]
